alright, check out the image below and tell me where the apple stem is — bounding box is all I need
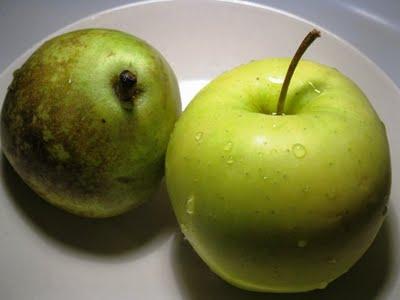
[116,70,138,107]
[276,29,321,115]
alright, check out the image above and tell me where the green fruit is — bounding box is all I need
[166,55,390,291]
[1,28,181,218]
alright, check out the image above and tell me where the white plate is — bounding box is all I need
[0,1,399,299]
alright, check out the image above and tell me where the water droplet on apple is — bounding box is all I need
[195,132,203,142]
[327,190,336,200]
[268,76,284,84]
[272,266,280,277]
[226,156,234,165]
[308,81,321,94]
[272,123,277,128]
[263,176,269,180]
[318,281,328,289]
[68,78,72,84]
[297,240,308,247]
[224,141,233,152]
[185,196,195,215]
[327,258,337,264]
[270,149,278,154]
[292,143,307,158]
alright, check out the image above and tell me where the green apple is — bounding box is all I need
[1,28,180,218]
[166,30,390,292]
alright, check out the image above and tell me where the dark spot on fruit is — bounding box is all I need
[382,205,388,215]
[342,223,351,233]
[116,176,136,184]
[101,119,106,123]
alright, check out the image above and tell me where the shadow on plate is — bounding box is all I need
[171,214,395,300]
[2,156,177,256]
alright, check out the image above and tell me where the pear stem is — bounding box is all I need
[276,29,321,115]
[117,70,137,102]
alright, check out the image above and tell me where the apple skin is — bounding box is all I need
[166,58,391,292]
[1,29,181,218]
